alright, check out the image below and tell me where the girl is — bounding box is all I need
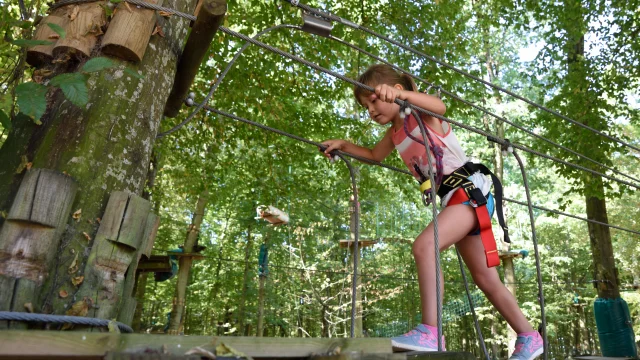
[321,64,543,360]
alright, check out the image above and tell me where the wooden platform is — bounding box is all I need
[573,356,635,360]
[0,331,474,359]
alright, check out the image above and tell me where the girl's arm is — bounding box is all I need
[375,84,446,115]
[322,128,394,163]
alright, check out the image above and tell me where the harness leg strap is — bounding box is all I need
[449,188,500,268]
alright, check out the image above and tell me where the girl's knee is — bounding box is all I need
[412,235,434,259]
[472,270,501,292]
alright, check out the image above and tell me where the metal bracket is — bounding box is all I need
[301,12,333,37]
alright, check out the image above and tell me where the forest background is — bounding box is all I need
[1,0,639,359]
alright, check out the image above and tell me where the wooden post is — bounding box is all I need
[0,169,77,329]
[349,197,362,338]
[26,9,69,67]
[256,237,269,337]
[167,190,208,334]
[101,0,163,62]
[163,0,227,117]
[53,2,107,59]
[72,191,151,324]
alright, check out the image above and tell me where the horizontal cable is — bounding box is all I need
[282,0,640,154]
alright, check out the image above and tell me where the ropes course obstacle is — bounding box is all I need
[29,0,638,358]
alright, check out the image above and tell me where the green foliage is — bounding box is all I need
[49,73,89,107]
[0,110,11,131]
[80,57,116,73]
[9,39,53,47]
[45,23,66,39]
[15,82,47,122]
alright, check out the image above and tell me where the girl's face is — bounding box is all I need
[358,84,402,126]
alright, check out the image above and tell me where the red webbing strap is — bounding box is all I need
[448,188,500,268]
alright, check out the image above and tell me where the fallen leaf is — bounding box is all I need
[71,275,84,286]
[185,346,216,359]
[25,162,33,171]
[108,320,120,333]
[68,251,79,274]
[33,75,44,84]
[73,209,82,221]
[62,297,91,329]
[24,303,34,313]
[48,34,60,39]
[15,155,29,174]
[59,289,68,298]
[69,5,80,21]
[82,232,91,241]
[34,69,53,77]
[216,343,252,360]
[151,24,164,37]
[123,2,132,12]
[158,11,172,17]
[96,217,101,224]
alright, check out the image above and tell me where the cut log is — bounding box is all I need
[101,0,163,62]
[53,2,107,59]
[0,169,77,329]
[26,9,69,67]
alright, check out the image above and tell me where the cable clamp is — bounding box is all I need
[291,0,299,5]
[301,11,333,37]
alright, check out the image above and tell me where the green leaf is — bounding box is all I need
[50,73,89,107]
[109,0,123,3]
[81,57,116,73]
[124,67,145,79]
[46,23,66,39]
[10,39,54,47]
[0,110,11,131]
[10,20,33,29]
[15,82,48,122]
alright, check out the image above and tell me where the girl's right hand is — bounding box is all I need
[320,139,347,158]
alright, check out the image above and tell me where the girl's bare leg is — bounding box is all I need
[412,204,479,325]
[457,232,534,333]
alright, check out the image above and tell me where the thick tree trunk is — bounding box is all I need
[167,189,208,334]
[0,0,198,320]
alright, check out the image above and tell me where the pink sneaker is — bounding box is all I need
[391,324,446,352]
[509,332,544,360]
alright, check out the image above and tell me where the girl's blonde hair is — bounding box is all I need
[354,64,418,105]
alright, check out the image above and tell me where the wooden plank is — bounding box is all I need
[138,255,171,273]
[312,354,406,360]
[406,352,476,359]
[96,191,129,242]
[116,194,151,250]
[0,332,393,357]
[6,169,41,223]
[573,357,635,360]
[26,8,69,67]
[30,169,78,228]
[340,239,378,248]
[141,213,160,259]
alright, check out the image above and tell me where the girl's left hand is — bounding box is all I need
[374,84,405,103]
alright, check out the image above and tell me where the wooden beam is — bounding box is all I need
[163,0,227,117]
[137,255,171,273]
[0,331,394,358]
[340,239,378,248]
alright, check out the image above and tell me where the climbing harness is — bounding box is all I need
[406,109,508,268]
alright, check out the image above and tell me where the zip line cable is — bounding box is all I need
[281,0,640,155]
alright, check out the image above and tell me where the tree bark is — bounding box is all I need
[167,189,208,334]
[237,223,253,336]
[0,0,198,319]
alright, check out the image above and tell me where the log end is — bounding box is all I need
[101,44,142,63]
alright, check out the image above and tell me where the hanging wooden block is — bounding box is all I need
[26,9,69,67]
[256,205,289,226]
[53,2,106,58]
[101,0,163,62]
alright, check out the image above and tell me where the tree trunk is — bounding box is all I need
[0,0,199,320]
[167,189,208,334]
[131,272,149,332]
[237,224,253,336]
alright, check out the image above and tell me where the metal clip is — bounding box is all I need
[301,12,333,38]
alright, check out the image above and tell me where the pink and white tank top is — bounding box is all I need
[391,114,491,206]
